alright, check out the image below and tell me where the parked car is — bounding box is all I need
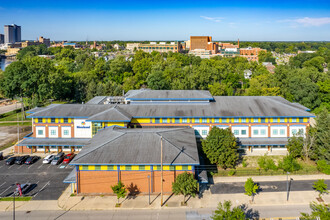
[14,183,31,196]
[6,157,16,165]
[43,155,55,164]
[51,152,65,165]
[25,156,39,165]
[0,152,3,160]
[15,155,30,165]
[63,154,75,164]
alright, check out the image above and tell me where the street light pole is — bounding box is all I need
[148,175,150,205]
[13,192,15,220]
[286,171,290,201]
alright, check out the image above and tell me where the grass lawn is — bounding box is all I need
[0,197,32,201]
[0,122,32,127]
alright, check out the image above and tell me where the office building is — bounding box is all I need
[39,36,50,47]
[240,47,266,62]
[4,24,21,44]
[190,36,212,50]
[138,42,180,53]
[126,43,140,51]
[0,34,4,44]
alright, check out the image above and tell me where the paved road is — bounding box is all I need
[210,179,330,194]
[0,205,311,219]
[0,103,20,115]
[0,157,72,200]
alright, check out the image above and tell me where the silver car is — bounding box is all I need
[43,155,55,164]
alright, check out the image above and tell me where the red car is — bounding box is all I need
[63,154,75,164]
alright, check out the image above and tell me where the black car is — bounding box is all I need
[6,157,16,165]
[0,152,3,160]
[15,155,29,165]
[25,156,39,165]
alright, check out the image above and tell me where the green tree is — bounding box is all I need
[313,179,329,199]
[257,154,277,171]
[287,134,304,159]
[211,200,246,220]
[300,202,330,220]
[147,70,170,90]
[172,171,198,204]
[202,127,238,169]
[244,178,259,202]
[312,109,330,161]
[278,155,301,172]
[303,56,325,72]
[111,181,127,204]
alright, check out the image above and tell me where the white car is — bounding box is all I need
[43,155,55,164]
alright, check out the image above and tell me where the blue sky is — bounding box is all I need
[0,0,330,41]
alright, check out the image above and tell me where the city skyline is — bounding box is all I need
[0,0,330,41]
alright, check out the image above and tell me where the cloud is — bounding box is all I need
[279,17,330,27]
[200,16,223,23]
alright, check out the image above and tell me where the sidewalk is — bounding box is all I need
[213,174,330,183]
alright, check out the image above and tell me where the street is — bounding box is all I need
[0,204,311,219]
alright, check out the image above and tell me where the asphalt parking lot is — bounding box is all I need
[0,156,73,200]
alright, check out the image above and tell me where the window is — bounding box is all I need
[299,117,304,122]
[234,130,239,135]
[155,118,160,123]
[92,122,103,136]
[253,130,259,135]
[50,130,56,136]
[292,118,297,123]
[64,146,69,149]
[38,146,43,149]
[241,130,247,135]
[241,118,246,123]
[280,129,286,135]
[162,118,167,123]
[292,129,297,135]
[63,130,69,136]
[214,118,219,123]
[202,130,208,136]
[261,118,266,123]
[202,118,207,123]
[64,118,68,123]
[175,118,180,123]
[182,118,187,123]
[234,118,239,123]
[51,118,55,123]
[272,129,278,135]
[280,118,285,123]
[260,129,266,135]
[38,130,43,135]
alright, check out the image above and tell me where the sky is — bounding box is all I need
[0,0,330,41]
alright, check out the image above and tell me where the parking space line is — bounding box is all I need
[17,165,24,169]
[7,165,13,169]
[0,165,3,169]
[0,185,12,195]
[33,181,50,198]
[0,182,6,188]
[37,164,43,169]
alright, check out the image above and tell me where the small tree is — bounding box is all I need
[300,202,330,220]
[202,127,238,169]
[211,200,246,220]
[244,178,259,202]
[313,179,329,199]
[279,155,301,172]
[111,181,127,204]
[287,134,304,159]
[172,172,198,204]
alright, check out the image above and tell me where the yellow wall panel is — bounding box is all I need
[55,118,59,123]
[60,118,64,123]
[68,118,72,123]
[101,165,107,170]
[132,165,139,171]
[120,165,125,170]
[303,118,308,123]
[145,166,151,170]
[88,165,95,170]
[176,165,182,170]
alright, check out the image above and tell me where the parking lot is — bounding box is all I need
[0,156,73,200]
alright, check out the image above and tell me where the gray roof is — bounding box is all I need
[86,105,132,122]
[238,137,289,146]
[125,89,213,100]
[70,127,199,165]
[28,95,314,119]
[86,96,107,105]
[18,138,91,146]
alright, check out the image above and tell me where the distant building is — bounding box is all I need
[21,41,41,48]
[240,47,266,62]
[39,36,50,47]
[50,42,82,49]
[5,47,20,56]
[262,62,276,73]
[126,43,140,51]
[297,50,316,54]
[113,43,124,50]
[0,34,4,44]
[4,24,21,44]
[190,36,212,50]
[138,42,180,53]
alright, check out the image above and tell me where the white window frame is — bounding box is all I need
[49,126,58,138]
[251,126,268,137]
[61,126,71,138]
[36,126,46,138]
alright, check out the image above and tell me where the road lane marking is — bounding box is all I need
[0,185,12,195]
[0,182,6,188]
[33,181,50,198]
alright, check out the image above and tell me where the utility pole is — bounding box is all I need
[16,100,19,154]
[286,172,290,201]
[160,136,163,206]
[13,191,15,220]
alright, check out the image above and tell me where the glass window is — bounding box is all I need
[280,118,285,123]
[162,118,167,123]
[202,118,207,123]
[182,118,187,123]
[155,118,160,123]
[51,146,56,149]
[253,130,259,135]
[241,130,247,135]
[292,129,297,135]
[202,130,208,135]
[38,130,43,135]
[261,118,266,123]
[292,118,297,123]
[234,130,239,135]
[234,118,239,123]
[64,130,69,136]
[298,128,304,134]
[241,118,246,123]
[214,118,219,123]
[64,146,69,149]
[38,146,43,149]
[50,130,56,135]
[280,129,286,135]
[51,118,55,123]
[175,118,180,123]
[260,129,266,135]
[64,118,68,123]
[272,129,278,135]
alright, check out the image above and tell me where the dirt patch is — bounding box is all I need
[0,126,31,149]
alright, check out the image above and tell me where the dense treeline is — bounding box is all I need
[0,44,329,114]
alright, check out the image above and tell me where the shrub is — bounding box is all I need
[172,172,198,204]
[279,155,301,172]
[317,160,330,175]
[228,170,236,176]
[258,155,277,171]
[242,159,248,168]
[313,179,329,199]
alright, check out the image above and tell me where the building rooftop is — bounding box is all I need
[70,126,200,165]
